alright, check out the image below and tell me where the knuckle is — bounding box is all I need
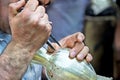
[80,42,85,48]
[77,55,83,61]
[39,23,52,32]
[40,6,46,12]
[48,24,52,30]
[76,32,82,35]
[46,25,52,32]
[76,32,85,41]
[44,14,49,19]
[77,32,81,34]
[31,18,39,26]
[39,21,46,26]
[87,53,93,60]
[82,42,85,46]
[81,33,84,37]
[88,53,92,57]
[20,10,32,21]
[36,0,39,5]
[22,9,31,16]
[32,20,39,26]
[84,46,89,51]
[37,6,45,15]
[9,3,15,9]
[78,32,85,38]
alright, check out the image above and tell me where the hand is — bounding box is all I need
[48,32,93,62]
[9,0,52,51]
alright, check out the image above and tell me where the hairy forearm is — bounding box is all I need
[0,40,36,80]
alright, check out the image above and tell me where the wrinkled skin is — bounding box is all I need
[0,0,92,80]
[9,0,52,50]
[0,0,52,79]
[0,0,50,34]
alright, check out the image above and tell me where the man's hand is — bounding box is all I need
[9,0,52,51]
[0,0,52,79]
[48,32,93,62]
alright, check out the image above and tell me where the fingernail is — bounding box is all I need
[77,54,84,60]
[70,51,76,58]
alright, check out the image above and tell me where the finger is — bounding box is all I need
[24,0,39,11]
[9,0,25,19]
[39,14,50,27]
[38,14,52,36]
[86,53,93,62]
[34,6,45,18]
[76,46,89,61]
[47,43,60,53]
[28,6,45,26]
[59,38,74,48]
[57,32,84,48]
[58,36,77,48]
[75,32,85,42]
[69,42,84,58]
[71,32,85,43]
